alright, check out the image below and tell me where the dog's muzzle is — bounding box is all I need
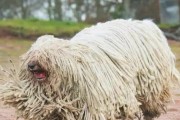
[28,61,47,81]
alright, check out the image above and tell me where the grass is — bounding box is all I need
[0,19,89,38]
[1,19,179,39]
[158,23,180,30]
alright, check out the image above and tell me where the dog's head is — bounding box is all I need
[20,35,70,83]
[9,35,81,119]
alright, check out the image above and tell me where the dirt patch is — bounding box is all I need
[157,89,180,120]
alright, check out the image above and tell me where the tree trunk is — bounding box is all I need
[21,0,27,19]
[123,0,131,18]
[75,0,83,22]
[54,0,62,20]
[47,0,53,20]
[95,0,108,22]
[178,0,180,22]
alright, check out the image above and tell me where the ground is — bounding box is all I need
[1,90,180,120]
[0,38,180,120]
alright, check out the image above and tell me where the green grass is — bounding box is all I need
[158,23,180,30]
[0,19,89,38]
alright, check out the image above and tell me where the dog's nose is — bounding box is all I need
[28,63,36,70]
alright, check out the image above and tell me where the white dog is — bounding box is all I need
[0,19,179,120]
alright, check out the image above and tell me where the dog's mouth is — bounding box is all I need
[28,62,48,81]
[33,70,47,81]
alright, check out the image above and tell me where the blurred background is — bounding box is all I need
[0,0,180,38]
[0,0,180,24]
[0,0,180,64]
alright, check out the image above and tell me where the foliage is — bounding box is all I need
[0,19,89,38]
[111,4,124,19]
[158,24,180,30]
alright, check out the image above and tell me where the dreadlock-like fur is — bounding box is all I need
[0,19,179,120]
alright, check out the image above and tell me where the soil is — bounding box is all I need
[157,89,180,120]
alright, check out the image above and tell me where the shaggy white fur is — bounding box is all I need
[0,19,179,120]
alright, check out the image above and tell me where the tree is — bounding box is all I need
[74,0,84,21]
[123,0,131,18]
[135,0,160,23]
[178,0,180,22]
[20,0,30,19]
[54,0,62,20]
[47,0,53,20]
[0,0,21,19]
